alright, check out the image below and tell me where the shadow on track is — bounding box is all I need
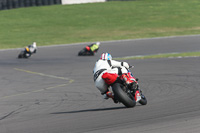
[51,106,126,114]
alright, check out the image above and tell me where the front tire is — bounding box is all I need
[112,83,136,108]
[78,50,84,56]
[18,54,22,58]
[139,94,147,105]
[78,49,87,56]
[18,51,24,58]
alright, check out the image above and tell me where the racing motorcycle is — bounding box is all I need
[18,47,32,58]
[111,70,147,108]
[78,47,94,56]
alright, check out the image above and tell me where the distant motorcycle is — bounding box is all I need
[78,47,94,56]
[18,42,37,59]
[18,47,32,58]
[78,42,100,56]
[111,70,147,108]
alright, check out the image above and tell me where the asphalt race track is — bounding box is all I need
[0,35,200,133]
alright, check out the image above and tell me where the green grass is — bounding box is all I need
[114,51,200,60]
[1,0,200,49]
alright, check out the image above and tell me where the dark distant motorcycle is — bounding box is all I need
[78,47,94,56]
[111,70,147,108]
[78,42,100,56]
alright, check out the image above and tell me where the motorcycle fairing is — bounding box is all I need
[134,90,141,102]
[25,47,30,52]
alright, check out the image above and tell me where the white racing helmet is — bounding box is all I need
[96,42,100,46]
[100,52,112,60]
[32,42,37,48]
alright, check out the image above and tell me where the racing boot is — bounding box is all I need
[103,91,114,99]
[103,91,118,103]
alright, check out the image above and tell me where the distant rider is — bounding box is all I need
[25,42,37,55]
[85,42,100,55]
[93,52,138,103]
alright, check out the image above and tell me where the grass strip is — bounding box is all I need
[0,0,200,49]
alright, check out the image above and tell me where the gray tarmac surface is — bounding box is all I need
[0,35,200,133]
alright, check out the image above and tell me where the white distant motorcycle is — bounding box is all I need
[18,42,37,58]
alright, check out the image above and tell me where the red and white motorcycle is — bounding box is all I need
[110,70,147,108]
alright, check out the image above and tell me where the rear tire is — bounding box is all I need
[112,83,136,108]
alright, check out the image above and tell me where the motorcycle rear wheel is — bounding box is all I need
[112,83,136,108]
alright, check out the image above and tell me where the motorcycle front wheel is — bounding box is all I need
[78,49,85,56]
[139,94,147,105]
[18,51,24,58]
[78,49,94,56]
[112,83,136,108]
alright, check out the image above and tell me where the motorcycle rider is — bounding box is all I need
[24,42,37,56]
[27,42,37,53]
[85,42,100,55]
[93,52,138,103]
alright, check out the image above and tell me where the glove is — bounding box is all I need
[129,65,134,68]
[123,62,134,69]
[123,62,130,69]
